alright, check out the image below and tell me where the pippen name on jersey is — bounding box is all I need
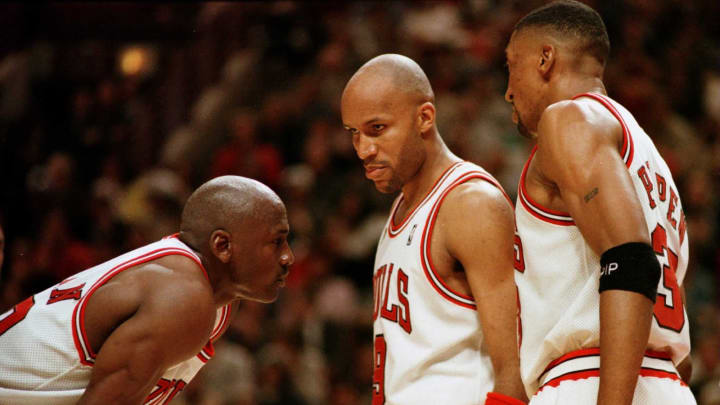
[636,161,686,243]
[373,263,412,334]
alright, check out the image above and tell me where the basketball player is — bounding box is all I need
[505,1,696,404]
[341,54,527,405]
[0,175,294,405]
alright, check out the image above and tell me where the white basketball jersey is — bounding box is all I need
[0,235,232,405]
[514,93,691,395]
[372,161,510,405]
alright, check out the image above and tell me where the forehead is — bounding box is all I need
[506,29,536,59]
[253,199,288,232]
[341,75,407,123]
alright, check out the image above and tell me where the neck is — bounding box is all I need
[400,135,459,208]
[178,233,232,309]
[550,73,606,104]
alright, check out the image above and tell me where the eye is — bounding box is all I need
[372,124,385,132]
[345,127,358,135]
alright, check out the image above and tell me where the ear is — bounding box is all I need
[417,102,436,135]
[538,44,555,79]
[209,229,232,264]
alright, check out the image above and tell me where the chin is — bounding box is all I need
[374,180,401,194]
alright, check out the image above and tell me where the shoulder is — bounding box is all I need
[536,98,623,173]
[141,255,215,311]
[439,178,514,230]
[539,98,621,148]
[113,254,216,327]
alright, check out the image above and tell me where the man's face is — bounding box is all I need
[341,77,425,194]
[505,30,545,138]
[230,201,294,303]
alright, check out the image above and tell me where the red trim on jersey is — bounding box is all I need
[541,347,601,375]
[165,234,209,281]
[387,162,463,238]
[541,347,672,376]
[518,146,575,226]
[71,245,207,366]
[537,367,686,393]
[537,347,680,393]
[210,304,232,341]
[196,341,215,363]
[421,170,512,310]
[572,93,635,168]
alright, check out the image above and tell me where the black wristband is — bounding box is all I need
[599,242,661,302]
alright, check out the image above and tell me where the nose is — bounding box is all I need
[353,133,377,161]
[280,245,295,267]
[504,86,513,104]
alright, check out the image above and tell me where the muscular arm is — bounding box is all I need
[442,181,527,402]
[536,101,653,405]
[78,257,216,405]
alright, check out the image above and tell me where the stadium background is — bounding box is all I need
[0,1,718,404]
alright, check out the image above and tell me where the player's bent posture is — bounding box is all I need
[505,1,696,404]
[341,54,527,405]
[0,176,294,405]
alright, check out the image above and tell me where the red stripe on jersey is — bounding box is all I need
[541,347,672,376]
[387,162,463,238]
[639,367,686,385]
[210,304,232,341]
[72,246,206,366]
[196,341,215,363]
[518,146,575,226]
[541,347,601,375]
[538,347,678,393]
[573,93,635,168]
[538,369,600,391]
[421,171,512,310]
[537,367,684,394]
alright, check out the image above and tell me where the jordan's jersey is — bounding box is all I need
[514,93,691,395]
[372,161,510,405]
[0,235,232,405]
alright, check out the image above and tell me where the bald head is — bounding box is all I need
[343,54,434,107]
[180,176,283,250]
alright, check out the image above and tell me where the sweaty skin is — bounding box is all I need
[505,24,680,404]
[78,176,294,405]
[342,54,527,402]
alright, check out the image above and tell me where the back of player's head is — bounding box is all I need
[515,0,610,65]
[180,176,282,248]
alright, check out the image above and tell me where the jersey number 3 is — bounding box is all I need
[373,335,387,405]
[651,224,685,332]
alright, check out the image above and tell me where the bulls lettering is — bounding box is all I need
[373,263,412,334]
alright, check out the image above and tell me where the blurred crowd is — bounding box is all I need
[0,2,718,404]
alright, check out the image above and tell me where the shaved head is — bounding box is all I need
[343,53,434,107]
[180,176,283,251]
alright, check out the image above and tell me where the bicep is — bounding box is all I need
[538,108,649,255]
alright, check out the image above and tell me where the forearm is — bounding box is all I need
[598,290,654,405]
[482,280,527,402]
[492,363,528,402]
[79,368,156,405]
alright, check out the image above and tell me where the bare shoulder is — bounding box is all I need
[539,99,621,149]
[439,178,514,231]
[83,252,215,358]
[536,98,623,178]
[104,253,216,331]
[137,254,216,317]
